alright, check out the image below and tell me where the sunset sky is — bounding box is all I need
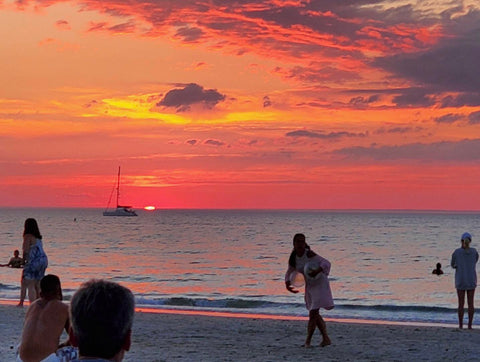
[1,0,480,210]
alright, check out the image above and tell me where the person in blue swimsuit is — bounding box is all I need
[20,218,48,305]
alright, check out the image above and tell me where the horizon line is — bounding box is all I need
[0,206,479,213]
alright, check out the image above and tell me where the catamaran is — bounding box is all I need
[103,167,137,216]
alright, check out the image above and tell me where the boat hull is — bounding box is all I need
[103,208,138,217]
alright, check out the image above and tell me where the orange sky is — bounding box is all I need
[1,0,480,210]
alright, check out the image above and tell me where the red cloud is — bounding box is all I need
[13,0,475,93]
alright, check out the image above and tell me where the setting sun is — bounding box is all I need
[144,206,156,211]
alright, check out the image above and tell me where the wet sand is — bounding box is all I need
[1,304,478,361]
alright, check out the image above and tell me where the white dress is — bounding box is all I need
[285,252,334,311]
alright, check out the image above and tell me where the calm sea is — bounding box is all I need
[1,208,478,325]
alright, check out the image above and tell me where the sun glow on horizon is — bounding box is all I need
[144,206,156,211]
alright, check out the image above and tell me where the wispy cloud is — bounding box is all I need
[434,113,463,124]
[55,19,71,30]
[203,139,226,147]
[468,111,480,124]
[286,129,366,139]
[335,139,480,162]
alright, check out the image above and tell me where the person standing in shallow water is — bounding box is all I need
[285,233,334,347]
[19,218,48,306]
[0,249,23,268]
[451,232,478,329]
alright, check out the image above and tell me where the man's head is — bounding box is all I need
[69,279,134,361]
[40,274,62,300]
[14,249,19,257]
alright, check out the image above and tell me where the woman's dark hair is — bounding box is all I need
[293,233,305,244]
[23,218,42,239]
[288,233,314,268]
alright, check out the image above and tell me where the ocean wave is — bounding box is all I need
[336,303,455,314]
[0,288,457,324]
[134,296,456,318]
[0,283,18,290]
[136,296,296,310]
[129,295,457,324]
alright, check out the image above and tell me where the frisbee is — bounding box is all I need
[304,261,322,281]
[289,271,305,288]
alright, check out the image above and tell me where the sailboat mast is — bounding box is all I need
[116,166,121,207]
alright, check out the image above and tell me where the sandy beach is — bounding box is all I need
[1,304,479,361]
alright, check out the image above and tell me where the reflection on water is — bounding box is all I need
[0,208,477,324]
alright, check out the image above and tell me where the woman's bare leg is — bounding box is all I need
[25,279,37,302]
[457,289,465,328]
[17,275,26,307]
[34,280,41,299]
[467,289,475,329]
[304,310,317,347]
[304,309,331,347]
[316,313,331,347]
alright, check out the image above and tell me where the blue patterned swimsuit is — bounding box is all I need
[23,239,48,280]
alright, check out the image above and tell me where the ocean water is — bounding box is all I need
[0,208,478,325]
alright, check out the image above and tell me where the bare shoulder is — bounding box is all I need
[23,234,35,241]
[44,300,69,321]
[52,300,68,312]
[23,234,36,247]
[41,299,68,314]
[24,299,43,319]
[27,298,43,310]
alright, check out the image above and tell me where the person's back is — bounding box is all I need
[24,238,48,280]
[451,246,478,289]
[18,274,69,362]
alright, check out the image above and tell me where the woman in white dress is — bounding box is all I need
[285,233,334,347]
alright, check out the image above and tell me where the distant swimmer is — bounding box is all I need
[0,249,23,268]
[432,262,443,275]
